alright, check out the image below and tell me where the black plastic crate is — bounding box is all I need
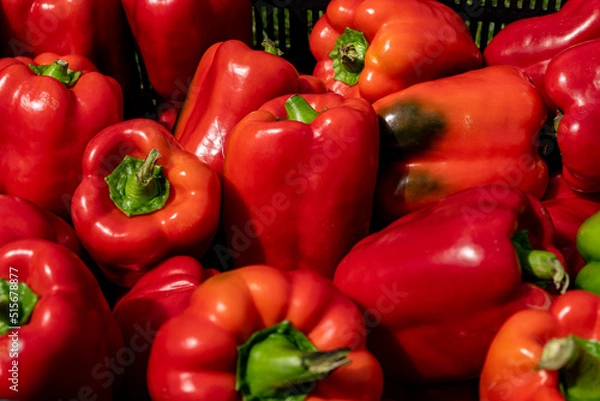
[251,0,568,73]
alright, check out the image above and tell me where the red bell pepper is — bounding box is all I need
[0,0,138,98]
[545,38,600,193]
[222,93,379,278]
[479,290,600,401]
[0,194,80,255]
[147,264,384,400]
[484,0,600,109]
[0,53,123,219]
[543,174,600,204]
[71,118,221,287]
[542,197,600,278]
[373,65,548,224]
[112,256,218,401]
[0,238,123,400]
[173,40,326,176]
[121,0,253,104]
[333,184,565,383]
[309,0,482,103]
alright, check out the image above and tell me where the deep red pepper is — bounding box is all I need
[71,118,221,287]
[173,40,326,177]
[222,93,379,278]
[0,194,80,255]
[545,38,600,193]
[121,0,253,105]
[334,184,565,383]
[480,290,600,401]
[0,53,123,219]
[112,256,218,401]
[484,0,600,109]
[0,0,138,99]
[309,0,482,103]
[0,239,123,400]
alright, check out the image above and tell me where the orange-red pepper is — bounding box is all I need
[147,264,384,401]
[309,0,482,102]
[480,290,600,401]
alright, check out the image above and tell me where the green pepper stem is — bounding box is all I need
[538,337,577,371]
[538,336,600,400]
[512,231,569,293]
[0,279,38,336]
[105,148,171,217]
[29,59,82,87]
[237,320,351,400]
[262,37,284,56]
[329,28,369,86]
[284,95,321,124]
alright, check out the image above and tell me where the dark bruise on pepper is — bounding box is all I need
[372,65,549,224]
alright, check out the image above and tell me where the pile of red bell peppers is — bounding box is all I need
[0,0,599,400]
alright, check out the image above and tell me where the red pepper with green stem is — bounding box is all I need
[71,118,221,287]
[373,65,549,225]
[309,0,482,103]
[173,39,326,177]
[121,0,253,105]
[480,290,600,401]
[0,53,123,219]
[484,0,600,109]
[0,0,139,105]
[0,239,123,400]
[147,264,384,401]
[334,184,567,383]
[222,93,379,279]
[545,38,600,193]
[112,256,218,401]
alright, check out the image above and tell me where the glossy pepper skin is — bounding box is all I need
[542,197,600,278]
[333,184,562,383]
[373,65,548,224]
[484,0,600,108]
[71,118,221,287]
[575,211,600,295]
[147,264,384,401]
[0,0,137,97]
[121,0,252,104]
[0,239,123,400]
[222,93,379,279]
[545,39,600,193]
[0,53,123,219]
[480,290,600,401]
[309,0,482,103]
[0,194,80,254]
[112,256,218,401]
[174,40,326,176]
